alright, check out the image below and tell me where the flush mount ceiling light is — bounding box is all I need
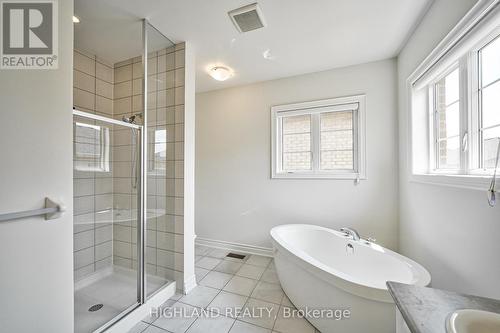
[72,15,80,23]
[209,66,233,81]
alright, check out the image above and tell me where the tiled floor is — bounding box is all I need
[126,245,319,333]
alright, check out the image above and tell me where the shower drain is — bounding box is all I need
[88,304,103,312]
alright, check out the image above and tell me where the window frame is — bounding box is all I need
[407,0,500,191]
[271,95,366,179]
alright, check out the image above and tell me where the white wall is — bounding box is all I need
[0,1,74,332]
[196,59,399,249]
[398,0,500,299]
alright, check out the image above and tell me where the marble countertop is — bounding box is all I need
[386,281,500,333]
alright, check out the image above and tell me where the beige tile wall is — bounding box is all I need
[73,49,114,116]
[111,43,186,287]
[73,49,114,281]
[73,43,186,289]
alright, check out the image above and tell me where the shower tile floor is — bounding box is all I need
[75,268,168,333]
[126,246,320,333]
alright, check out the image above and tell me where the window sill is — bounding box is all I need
[272,172,366,180]
[410,173,494,191]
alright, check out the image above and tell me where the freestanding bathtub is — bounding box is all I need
[270,224,431,333]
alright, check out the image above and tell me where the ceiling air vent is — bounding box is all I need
[228,3,266,33]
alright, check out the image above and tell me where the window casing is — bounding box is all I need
[409,2,500,190]
[271,95,366,179]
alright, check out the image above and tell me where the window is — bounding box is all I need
[148,128,168,174]
[271,95,366,179]
[74,122,110,172]
[153,129,167,171]
[409,3,500,189]
[478,35,500,169]
[320,111,356,170]
[281,114,312,171]
[430,66,461,171]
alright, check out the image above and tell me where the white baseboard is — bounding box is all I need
[196,237,274,257]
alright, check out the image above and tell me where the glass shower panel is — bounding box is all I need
[144,22,177,298]
[73,3,146,330]
[73,114,140,333]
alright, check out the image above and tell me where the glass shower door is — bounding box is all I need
[73,111,142,333]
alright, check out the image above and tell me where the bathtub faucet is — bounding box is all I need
[340,227,361,241]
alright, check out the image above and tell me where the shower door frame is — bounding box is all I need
[72,109,145,332]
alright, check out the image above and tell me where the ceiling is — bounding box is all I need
[74,1,174,65]
[74,0,434,92]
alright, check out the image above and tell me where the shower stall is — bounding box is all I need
[73,6,185,332]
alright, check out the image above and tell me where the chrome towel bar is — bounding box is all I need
[0,197,65,222]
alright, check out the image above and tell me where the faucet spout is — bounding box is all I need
[340,227,361,241]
